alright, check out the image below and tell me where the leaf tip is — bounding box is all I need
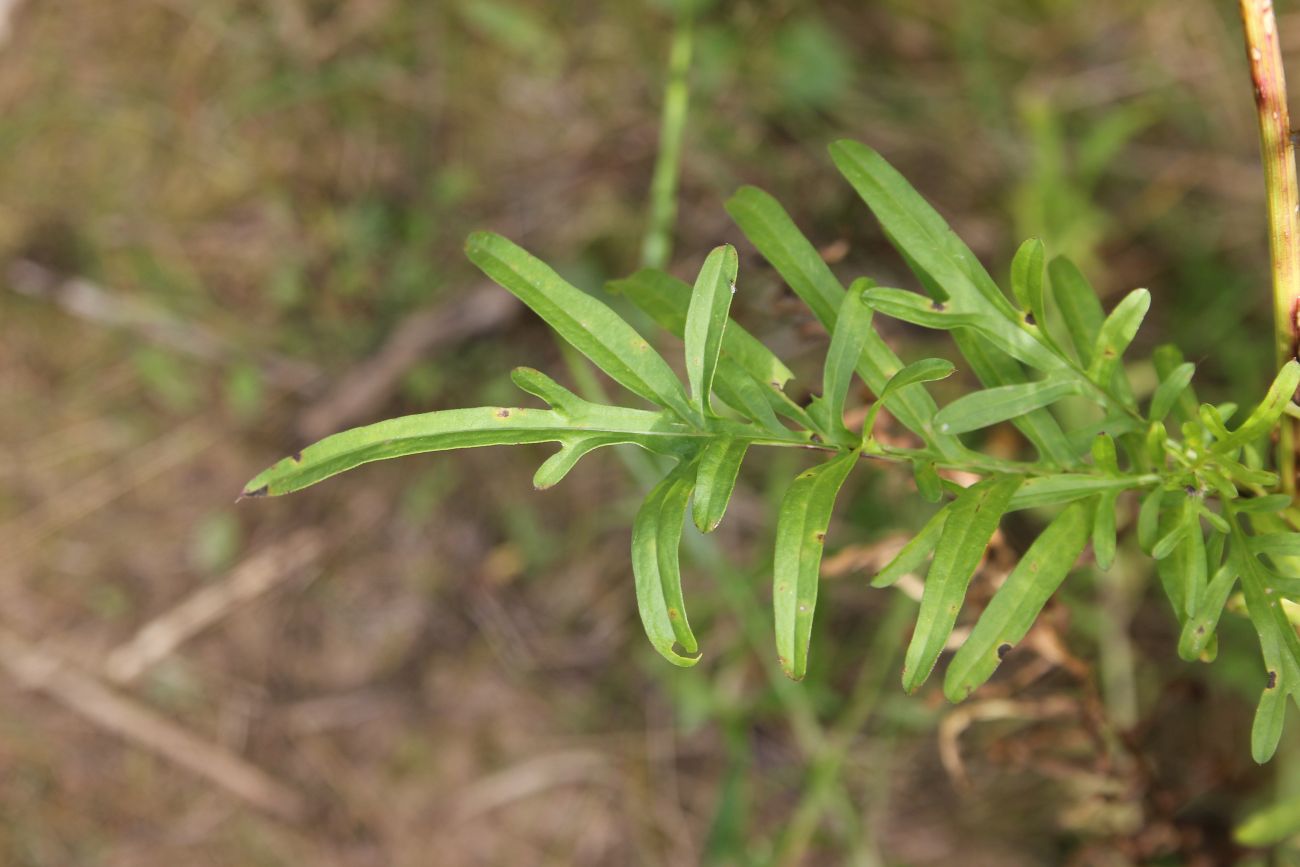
[942,680,974,704]
[238,484,270,501]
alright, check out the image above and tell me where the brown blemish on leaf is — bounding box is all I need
[1024,312,1036,326]
[1268,670,1278,689]
[1291,297,1300,361]
[667,608,679,620]
[814,531,825,543]
[496,408,511,419]
[241,485,269,499]
[997,643,1012,660]
[930,300,946,312]
[291,451,303,463]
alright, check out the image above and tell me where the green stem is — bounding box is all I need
[1240,0,1300,497]
[772,594,910,866]
[640,9,693,270]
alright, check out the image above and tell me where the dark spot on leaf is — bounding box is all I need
[1196,625,1205,635]
[809,433,822,444]
[1024,312,1036,325]
[814,532,825,542]
[1185,485,1197,496]
[291,451,302,463]
[930,300,946,312]
[997,643,1012,660]
[496,409,511,418]
[667,608,679,620]
[1103,348,1117,358]
[1268,670,1278,689]
[242,485,269,499]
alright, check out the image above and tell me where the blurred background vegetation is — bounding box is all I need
[0,0,1296,863]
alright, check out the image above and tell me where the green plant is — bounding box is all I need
[242,134,1300,763]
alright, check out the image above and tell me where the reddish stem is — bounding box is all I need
[1240,0,1300,494]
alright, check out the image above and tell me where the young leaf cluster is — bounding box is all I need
[244,140,1300,762]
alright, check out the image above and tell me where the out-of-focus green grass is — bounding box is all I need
[0,0,1293,864]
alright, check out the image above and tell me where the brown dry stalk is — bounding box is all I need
[1240,0,1300,493]
[103,528,326,684]
[0,626,307,821]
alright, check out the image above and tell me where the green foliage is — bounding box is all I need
[684,245,739,418]
[944,500,1092,702]
[773,451,858,680]
[246,141,1300,763]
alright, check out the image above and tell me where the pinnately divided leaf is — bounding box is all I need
[242,366,733,498]
[693,437,749,533]
[1149,361,1196,422]
[934,377,1085,435]
[773,451,859,680]
[861,358,955,444]
[632,459,703,667]
[913,459,944,503]
[239,137,1300,766]
[1179,563,1238,661]
[466,232,698,423]
[244,404,673,498]
[1092,490,1119,571]
[724,185,966,458]
[1153,344,1201,423]
[881,357,957,395]
[1214,360,1300,452]
[828,140,1018,319]
[606,268,797,432]
[1048,256,1105,366]
[822,285,875,440]
[903,475,1022,693]
[606,268,795,391]
[684,245,739,417]
[830,141,1063,375]
[943,500,1092,701]
[1010,238,1046,324]
[1234,518,1300,763]
[1087,288,1150,389]
[1008,475,1147,510]
[834,146,1079,467]
[1177,496,1209,617]
[873,503,949,587]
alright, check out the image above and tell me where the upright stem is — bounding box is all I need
[1240,0,1300,495]
[640,10,693,270]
